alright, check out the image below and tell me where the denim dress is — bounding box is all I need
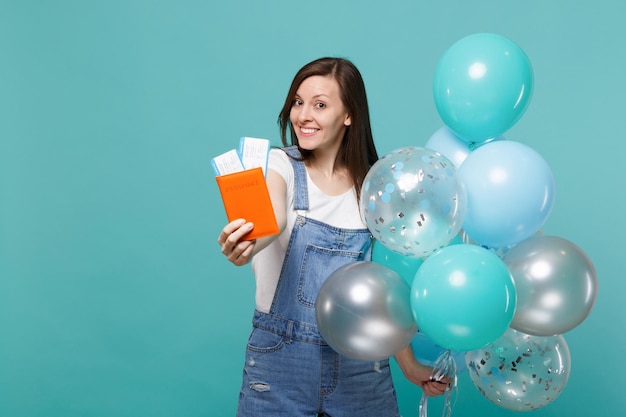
[237,146,400,417]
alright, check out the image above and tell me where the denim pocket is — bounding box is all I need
[297,244,362,308]
[247,327,285,353]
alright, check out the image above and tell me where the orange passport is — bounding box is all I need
[215,167,279,240]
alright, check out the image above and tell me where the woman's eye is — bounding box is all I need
[315,102,326,109]
[293,99,303,106]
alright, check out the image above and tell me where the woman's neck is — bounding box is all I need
[305,156,352,196]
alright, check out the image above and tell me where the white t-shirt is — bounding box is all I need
[251,149,367,313]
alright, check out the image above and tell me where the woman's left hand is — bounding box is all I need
[394,346,449,397]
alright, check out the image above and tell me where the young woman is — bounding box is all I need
[218,57,446,417]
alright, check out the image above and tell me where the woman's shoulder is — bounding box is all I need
[269,148,294,181]
[269,147,290,162]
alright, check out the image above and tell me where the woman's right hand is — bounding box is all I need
[217,219,256,266]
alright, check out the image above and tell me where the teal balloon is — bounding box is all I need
[410,244,516,351]
[372,239,423,286]
[459,140,555,249]
[433,33,533,143]
[447,232,464,246]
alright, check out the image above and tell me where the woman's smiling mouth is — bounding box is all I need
[300,127,319,135]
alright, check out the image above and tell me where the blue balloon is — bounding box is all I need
[425,126,504,168]
[458,140,555,248]
[433,33,533,143]
[410,244,516,351]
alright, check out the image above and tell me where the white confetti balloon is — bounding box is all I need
[360,146,467,257]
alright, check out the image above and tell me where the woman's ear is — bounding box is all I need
[344,114,352,126]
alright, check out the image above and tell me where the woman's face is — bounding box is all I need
[290,75,351,154]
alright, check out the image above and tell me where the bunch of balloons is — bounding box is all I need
[315,32,598,413]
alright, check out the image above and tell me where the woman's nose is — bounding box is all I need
[298,105,312,122]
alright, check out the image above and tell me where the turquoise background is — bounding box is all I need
[1,1,623,416]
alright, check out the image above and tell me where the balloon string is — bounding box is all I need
[418,392,429,417]
[417,350,458,417]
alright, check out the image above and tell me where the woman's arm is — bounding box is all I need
[394,345,449,397]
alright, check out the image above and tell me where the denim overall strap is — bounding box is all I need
[252,147,372,344]
[283,146,308,210]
